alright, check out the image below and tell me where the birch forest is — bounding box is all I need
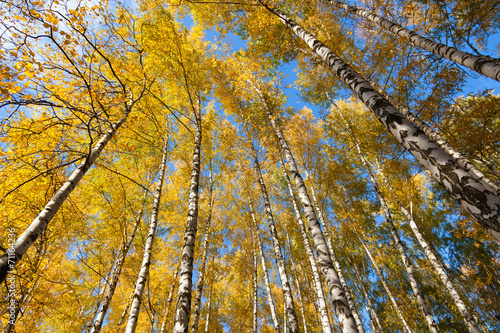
[1,0,500,332]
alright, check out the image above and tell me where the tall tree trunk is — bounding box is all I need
[0,99,138,283]
[365,77,499,197]
[173,114,203,333]
[259,2,500,242]
[351,261,385,333]
[358,235,413,333]
[204,285,213,333]
[250,202,281,333]
[253,246,259,333]
[332,104,438,333]
[323,0,500,82]
[192,173,215,333]
[159,269,179,333]
[250,141,300,333]
[309,187,365,333]
[91,208,144,333]
[251,82,358,333]
[118,291,134,326]
[290,265,309,333]
[281,164,333,333]
[377,168,481,333]
[125,138,169,333]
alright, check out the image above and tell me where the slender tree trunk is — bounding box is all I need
[251,82,358,333]
[0,100,137,283]
[281,164,333,333]
[118,291,134,326]
[332,104,438,333]
[290,265,309,333]
[91,209,143,333]
[125,138,169,333]
[323,0,500,82]
[351,262,385,333]
[204,285,213,333]
[253,246,259,333]
[309,187,365,333]
[250,141,300,333]
[358,236,413,333]
[192,174,215,333]
[173,115,203,333]
[366,77,499,197]
[259,2,500,242]
[378,169,481,333]
[158,267,180,333]
[250,202,281,333]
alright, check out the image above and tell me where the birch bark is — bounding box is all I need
[250,202,282,333]
[192,174,214,333]
[251,82,358,333]
[281,164,333,333]
[125,138,169,333]
[159,269,179,333]
[173,113,203,333]
[253,246,259,333]
[259,2,500,242]
[324,0,500,82]
[309,187,365,333]
[251,142,300,333]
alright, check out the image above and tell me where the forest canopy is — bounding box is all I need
[0,0,499,332]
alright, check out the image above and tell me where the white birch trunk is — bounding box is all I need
[192,212,212,333]
[251,142,300,333]
[204,285,213,333]
[253,247,259,333]
[118,291,134,326]
[250,201,282,333]
[324,0,500,82]
[359,236,413,333]
[281,164,333,333]
[91,209,143,333]
[378,169,481,333]
[0,103,134,283]
[125,138,169,333]
[309,187,365,333]
[366,77,499,196]
[251,82,358,333]
[173,115,203,333]
[259,3,500,242]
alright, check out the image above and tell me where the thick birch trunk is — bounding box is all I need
[125,139,169,333]
[173,116,203,333]
[281,164,333,333]
[0,103,134,283]
[260,3,500,242]
[192,181,214,333]
[251,142,300,333]
[359,236,413,333]
[309,188,365,333]
[253,247,259,333]
[250,203,281,333]
[251,83,358,333]
[366,78,499,196]
[333,105,438,333]
[351,262,385,333]
[378,170,481,333]
[91,209,143,333]
[324,0,500,82]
